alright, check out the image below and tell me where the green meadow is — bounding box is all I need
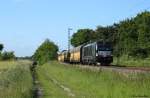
[0,60,33,98]
[37,61,150,98]
[0,60,150,98]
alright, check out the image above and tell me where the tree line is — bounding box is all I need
[71,11,150,58]
[0,44,15,60]
[33,11,150,65]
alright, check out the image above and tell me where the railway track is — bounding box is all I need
[100,65,150,76]
[62,62,150,75]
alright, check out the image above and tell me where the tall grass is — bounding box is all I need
[37,61,150,98]
[0,60,33,98]
[113,55,150,67]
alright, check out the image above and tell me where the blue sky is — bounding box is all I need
[0,0,150,57]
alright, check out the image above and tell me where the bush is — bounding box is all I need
[129,47,149,58]
[1,51,15,60]
[0,44,15,61]
[33,39,58,65]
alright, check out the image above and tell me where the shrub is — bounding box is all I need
[33,39,58,65]
[129,47,149,58]
[1,51,15,60]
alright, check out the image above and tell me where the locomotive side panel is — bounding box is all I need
[82,42,96,64]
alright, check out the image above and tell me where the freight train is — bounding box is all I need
[58,41,113,65]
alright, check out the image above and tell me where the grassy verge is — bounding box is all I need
[113,55,150,67]
[37,65,69,98]
[0,60,33,98]
[37,61,150,98]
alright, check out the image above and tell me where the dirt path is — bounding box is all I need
[44,73,75,97]
[30,63,42,98]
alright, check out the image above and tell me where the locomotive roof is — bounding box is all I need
[84,42,97,47]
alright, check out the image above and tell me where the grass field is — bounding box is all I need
[113,55,150,67]
[0,60,33,98]
[37,61,150,98]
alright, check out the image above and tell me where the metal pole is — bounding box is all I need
[68,28,72,51]
[67,28,72,62]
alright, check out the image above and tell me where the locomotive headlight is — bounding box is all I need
[96,53,98,56]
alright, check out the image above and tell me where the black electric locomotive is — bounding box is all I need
[58,41,113,65]
[82,41,113,65]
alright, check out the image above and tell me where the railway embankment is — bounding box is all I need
[62,62,150,76]
[36,61,150,98]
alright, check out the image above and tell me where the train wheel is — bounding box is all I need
[101,63,109,66]
[100,63,105,66]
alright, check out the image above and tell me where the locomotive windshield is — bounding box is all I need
[97,42,112,51]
